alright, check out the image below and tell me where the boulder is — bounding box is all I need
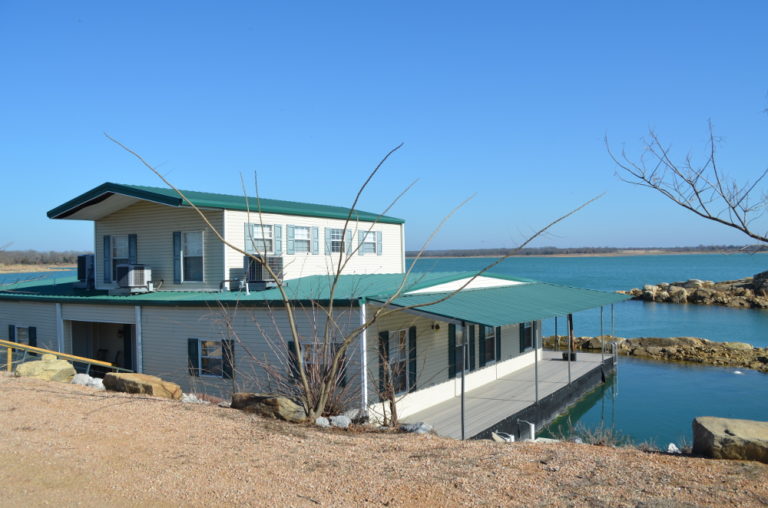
[668,286,688,304]
[71,373,105,390]
[103,373,182,400]
[723,342,753,351]
[231,393,306,423]
[15,355,76,382]
[400,422,433,434]
[329,415,351,429]
[692,417,768,463]
[315,417,330,428]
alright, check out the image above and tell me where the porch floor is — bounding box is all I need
[402,350,609,439]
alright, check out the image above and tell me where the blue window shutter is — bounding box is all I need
[324,228,332,254]
[286,225,295,255]
[173,232,182,284]
[479,327,487,368]
[244,223,252,253]
[103,235,111,283]
[496,326,502,361]
[128,234,137,264]
[311,227,319,255]
[287,341,299,379]
[8,325,15,342]
[358,231,366,256]
[408,326,417,392]
[378,332,389,395]
[345,229,353,254]
[376,231,382,256]
[222,339,235,379]
[273,225,283,255]
[448,324,457,379]
[519,324,525,353]
[469,325,476,371]
[187,338,199,376]
[28,327,37,348]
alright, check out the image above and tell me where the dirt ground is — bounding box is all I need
[1,375,766,507]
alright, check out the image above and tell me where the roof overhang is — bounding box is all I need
[369,283,631,328]
[47,183,183,220]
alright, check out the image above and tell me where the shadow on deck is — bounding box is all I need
[403,350,615,440]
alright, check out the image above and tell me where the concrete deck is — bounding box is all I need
[402,350,610,439]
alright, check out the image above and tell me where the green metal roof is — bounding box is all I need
[0,272,629,325]
[0,272,496,306]
[47,182,405,224]
[370,283,631,327]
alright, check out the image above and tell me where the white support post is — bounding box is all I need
[359,301,368,410]
[55,303,64,352]
[134,306,143,373]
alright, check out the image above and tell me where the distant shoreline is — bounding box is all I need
[407,248,764,259]
[0,264,75,274]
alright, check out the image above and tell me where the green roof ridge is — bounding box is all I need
[47,182,405,224]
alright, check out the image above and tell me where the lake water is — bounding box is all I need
[408,254,768,445]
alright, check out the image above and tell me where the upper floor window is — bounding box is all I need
[111,235,130,281]
[359,231,378,255]
[250,224,273,254]
[182,231,203,282]
[329,229,345,253]
[293,226,311,253]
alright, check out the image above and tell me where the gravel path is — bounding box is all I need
[1,375,766,507]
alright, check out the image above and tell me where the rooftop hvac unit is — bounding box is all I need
[74,254,95,289]
[115,264,153,293]
[244,256,283,289]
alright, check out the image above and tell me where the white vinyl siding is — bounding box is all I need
[224,210,403,281]
[140,304,361,399]
[95,201,224,291]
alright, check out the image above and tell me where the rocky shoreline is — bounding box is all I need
[622,270,768,309]
[544,335,768,374]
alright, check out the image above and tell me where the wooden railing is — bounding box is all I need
[0,339,133,375]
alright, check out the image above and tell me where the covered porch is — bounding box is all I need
[370,279,629,439]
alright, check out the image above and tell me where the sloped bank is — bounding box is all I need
[544,335,768,373]
[622,271,768,309]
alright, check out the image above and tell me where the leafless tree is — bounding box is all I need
[107,133,599,420]
[607,121,768,244]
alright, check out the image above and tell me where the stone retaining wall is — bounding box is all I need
[544,335,768,373]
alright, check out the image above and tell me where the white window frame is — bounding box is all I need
[329,228,345,253]
[482,325,496,365]
[293,226,311,254]
[198,339,223,378]
[247,224,274,255]
[111,234,130,282]
[361,231,377,255]
[181,231,204,283]
[388,329,409,394]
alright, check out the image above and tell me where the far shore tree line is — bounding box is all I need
[0,250,89,266]
[406,244,766,258]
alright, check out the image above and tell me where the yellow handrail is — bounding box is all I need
[0,339,131,373]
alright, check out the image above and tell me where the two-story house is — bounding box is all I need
[0,182,628,438]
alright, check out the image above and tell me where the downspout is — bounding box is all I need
[134,305,143,373]
[359,297,368,411]
[55,303,64,352]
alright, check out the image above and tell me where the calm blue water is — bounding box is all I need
[409,254,768,444]
[0,269,76,285]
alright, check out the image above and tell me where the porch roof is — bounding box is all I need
[369,282,631,327]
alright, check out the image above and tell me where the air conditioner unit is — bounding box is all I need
[116,264,153,292]
[74,254,95,289]
[244,256,283,289]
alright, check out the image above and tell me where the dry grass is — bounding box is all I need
[1,374,767,507]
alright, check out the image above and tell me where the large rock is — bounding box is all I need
[231,393,306,423]
[103,372,182,400]
[15,354,76,382]
[693,417,768,463]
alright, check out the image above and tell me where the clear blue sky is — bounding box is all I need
[2,1,768,251]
